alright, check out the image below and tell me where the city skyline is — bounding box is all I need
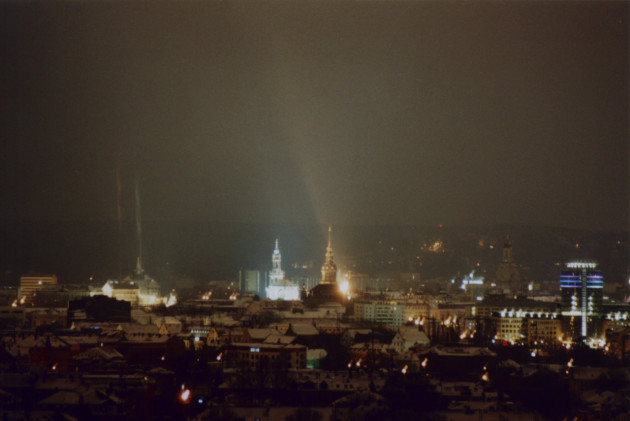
[1,3,629,419]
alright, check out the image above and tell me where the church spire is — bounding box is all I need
[327,226,332,248]
[133,256,145,279]
[326,226,333,260]
[269,238,284,284]
[321,226,337,284]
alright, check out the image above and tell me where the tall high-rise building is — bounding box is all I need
[560,261,603,338]
[495,239,521,295]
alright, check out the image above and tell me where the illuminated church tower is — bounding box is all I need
[269,239,285,284]
[266,239,299,300]
[321,226,338,284]
[305,226,345,306]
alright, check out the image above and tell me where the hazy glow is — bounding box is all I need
[165,292,177,307]
[102,282,113,297]
[339,280,349,295]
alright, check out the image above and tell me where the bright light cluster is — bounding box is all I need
[266,284,300,300]
[566,262,598,269]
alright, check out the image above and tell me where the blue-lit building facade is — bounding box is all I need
[560,262,604,339]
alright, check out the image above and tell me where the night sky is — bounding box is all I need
[2,1,628,232]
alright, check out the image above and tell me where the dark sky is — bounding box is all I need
[2,1,628,231]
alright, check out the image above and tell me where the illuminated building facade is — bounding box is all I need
[102,280,139,305]
[601,304,630,332]
[354,300,405,326]
[265,239,299,300]
[459,271,485,300]
[476,296,560,344]
[560,261,603,338]
[474,296,558,319]
[101,258,170,306]
[19,274,58,304]
[496,317,524,342]
[403,300,431,322]
[494,313,562,345]
[526,316,562,346]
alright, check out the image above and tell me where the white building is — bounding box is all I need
[354,299,405,326]
[101,258,172,307]
[265,239,300,300]
[391,327,431,353]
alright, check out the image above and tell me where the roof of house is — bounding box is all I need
[1,334,69,357]
[247,328,276,341]
[395,328,430,344]
[72,346,124,361]
[263,334,296,345]
[344,329,373,338]
[425,346,497,357]
[307,349,327,359]
[117,323,160,335]
[288,324,319,336]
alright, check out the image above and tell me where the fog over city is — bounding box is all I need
[3,2,627,231]
[1,2,629,421]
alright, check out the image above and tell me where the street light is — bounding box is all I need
[179,388,191,404]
